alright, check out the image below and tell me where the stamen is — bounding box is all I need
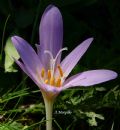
[41,68,45,78]
[56,78,61,87]
[50,77,55,86]
[48,70,51,79]
[57,65,63,77]
[44,79,48,84]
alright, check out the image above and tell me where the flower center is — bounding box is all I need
[40,47,68,87]
[40,65,63,87]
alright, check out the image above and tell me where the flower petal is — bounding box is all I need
[14,59,28,74]
[12,36,61,95]
[11,36,43,74]
[63,70,117,89]
[39,5,63,69]
[15,59,61,94]
[14,59,39,84]
[61,38,93,78]
[39,83,62,94]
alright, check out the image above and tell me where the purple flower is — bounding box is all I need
[11,5,117,98]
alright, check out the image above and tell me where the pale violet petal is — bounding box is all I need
[11,36,43,74]
[38,83,62,94]
[15,59,61,94]
[14,59,29,74]
[14,59,44,89]
[39,5,63,69]
[62,70,117,90]
[60,38,93,78]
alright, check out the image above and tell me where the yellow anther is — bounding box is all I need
[57,65,63,77]
[56,78,61,87]
[48,70,51,79]
[41,68,45,78]
[44,79,48,84]
[50,77,55,86]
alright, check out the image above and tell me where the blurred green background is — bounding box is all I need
[0,0,120,130]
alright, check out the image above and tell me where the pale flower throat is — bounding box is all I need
[40,48,68,87]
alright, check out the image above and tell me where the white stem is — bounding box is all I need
[42,92,54,130]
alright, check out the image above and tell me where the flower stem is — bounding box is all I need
[42,92,54,130]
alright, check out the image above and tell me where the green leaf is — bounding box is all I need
[95,87,106,91]
[4,37,20,72]
[0,121,24,130]
[85,112,104,126]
